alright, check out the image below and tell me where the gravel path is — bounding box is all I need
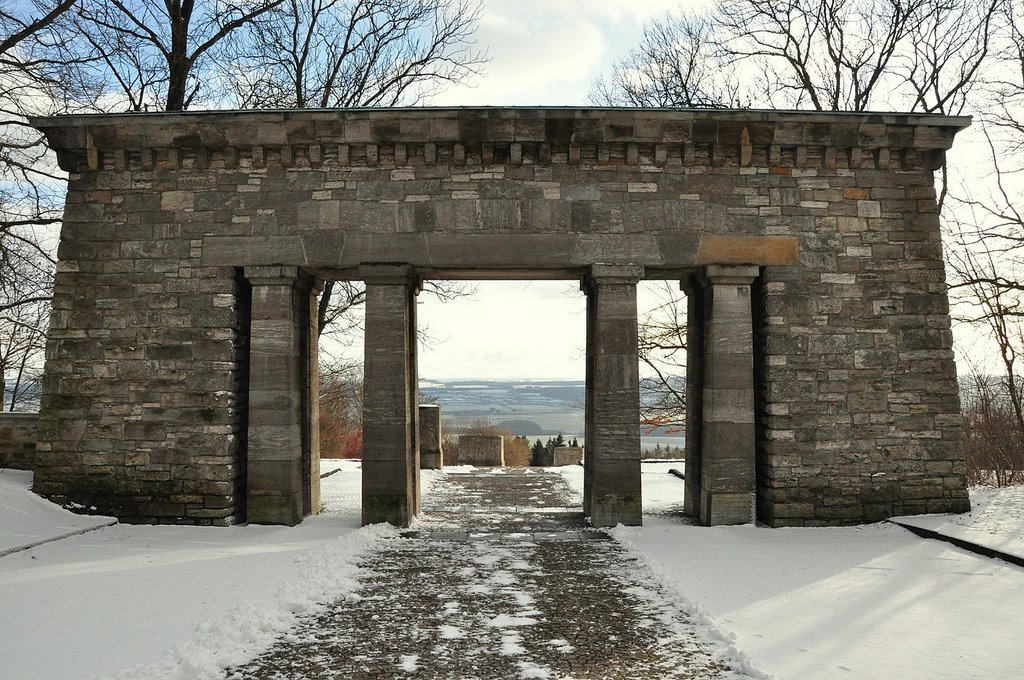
[228,468,753,680]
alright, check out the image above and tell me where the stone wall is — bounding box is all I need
[30,108,970,526]
[456,434,504,466]
[0,413,38,470]
[553,447,584,467]
[419,405,443,469]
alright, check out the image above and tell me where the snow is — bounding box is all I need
[398,654,420,672]
[892,485,1024,560]
[613,467,1024,680]
[0,469,116,556]
[516,659,553,678]
[0,461,373,680]
[487,613,539,628]
[3,459,1023,680]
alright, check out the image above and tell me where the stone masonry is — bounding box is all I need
[418,404,443,469]
[0,413,38,470]
[29,108,971,527]
[553,446,584,467]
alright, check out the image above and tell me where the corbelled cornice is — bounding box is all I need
[31,107,970,173]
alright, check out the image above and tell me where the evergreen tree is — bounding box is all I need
[531,439,546,466]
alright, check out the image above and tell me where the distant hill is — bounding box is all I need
[420,377,687,439]
[496,420,545,435]
[421,379,584,434]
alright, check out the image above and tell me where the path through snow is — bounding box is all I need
[228,469,759,679]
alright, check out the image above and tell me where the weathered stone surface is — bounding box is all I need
[362,265,420,526]
[418,404,443,469]
[244,266,319,526]
[0,413,38,470]
[691,265,759,526]
[455,434,504,466]
[28,107,971,527]
[553,446,584,467]
[584,265,643,527]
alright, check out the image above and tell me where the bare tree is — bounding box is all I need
[66,0,284,111]
[636,282,688,431]
[590,11,738,108]
[218,0,486,336]
[898,0,1001,116]
[714,0,932,110]
[0,1,84,410]
[223,0,485,109]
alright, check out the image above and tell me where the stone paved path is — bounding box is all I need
[227,469,752,680]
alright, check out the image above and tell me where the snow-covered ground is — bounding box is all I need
[0,461,374,680]
[2,461,1022,680]
[559,464,1024,680]
[893,484,1024,561]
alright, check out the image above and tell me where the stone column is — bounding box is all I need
[681,274,704,518]
[419,404,444,469]
[304,282,323,517]
[583,264,643,527]
[361,264,420,526]
[698,264,759,525]
[245,266,317,526]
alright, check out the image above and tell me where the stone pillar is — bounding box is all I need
[419,404,443,469]
[245,266,318,526]
[698,264,759,525]
[304,282,323,516]
[681,274,704,518]
[583,264,643,527]
[361,264,420,526]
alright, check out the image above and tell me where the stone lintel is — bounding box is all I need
[696,236,798,267]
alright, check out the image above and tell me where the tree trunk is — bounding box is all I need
[165,0,194,111]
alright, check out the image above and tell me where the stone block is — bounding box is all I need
[456,434,504,466]
[552,447,583,466]
[418,405,443,469]
[0,413,39,470]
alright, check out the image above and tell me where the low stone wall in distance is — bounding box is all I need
[457,434,504,466]
[0,413,38,470]
[419,405,443,469]
[552,447,584,466]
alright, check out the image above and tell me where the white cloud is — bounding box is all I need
[418,281,586,380]
[428,0,703,106]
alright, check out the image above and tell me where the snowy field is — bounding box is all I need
[1,461,1022,680]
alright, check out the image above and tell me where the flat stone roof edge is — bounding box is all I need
[28,106,972,129]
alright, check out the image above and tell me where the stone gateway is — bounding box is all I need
[29,107,970,528]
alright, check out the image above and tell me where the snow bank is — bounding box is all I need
[0,469,115,555]
[893,485,1024,560]
[613,519,1024,680]
[0,461,367,680]
[98,523,396,680]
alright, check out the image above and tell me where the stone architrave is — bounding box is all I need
[361,264,420,526]
[419,404,444,469]
[457,434,504,466]
[245,266,319,526]
[584,264,643,527]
